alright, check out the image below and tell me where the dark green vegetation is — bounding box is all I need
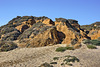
[87,45,97,49]
[39,55,79,67]
[0,41,17,52]
[53,57,59,60]
[39,62,53,67]
[83,39,100,49]
[50,62,57,64]
[83,39,100,46]
[52,55,79,66]
[63,55,79,66]
[56,46,74,52]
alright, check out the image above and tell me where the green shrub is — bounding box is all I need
[83,39,100,46]
[65,47,74,50]
[39,62,53,67]
[56,47,74,52]
[90,40,100,46]
[67,63,73,66]
[61,63,64,66]
[56,47,67,52]
[87,45,97,49]
[50,62,57,64]
[63,55,79,66]
[53,57,59,60]
[83,39,91,44]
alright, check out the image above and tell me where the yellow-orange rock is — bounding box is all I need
[15,19,36,32]
[55,18,87,46]
[18,27,59,47]
[15,24,29,33]
[88,29,100,40]
[42,19,55,26]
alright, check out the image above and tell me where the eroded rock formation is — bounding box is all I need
[0,16,100,49]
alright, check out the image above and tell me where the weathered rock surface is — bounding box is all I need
[55,18,87,47]
[0,16,100,49]
[88,30,100,40]
[68,19,80,29]
[81,22,100,40]
[18,22,59,47]
[0,41,17,51]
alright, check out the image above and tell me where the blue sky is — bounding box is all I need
[0,0,100,26]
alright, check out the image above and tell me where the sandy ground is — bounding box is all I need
[0,44,100,67]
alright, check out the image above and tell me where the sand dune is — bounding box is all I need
[0,44,100,67]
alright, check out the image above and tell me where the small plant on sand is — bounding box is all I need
[56,47,66,52]
[65,47,74,50]
[39,62,53,67]
[56,46,74,52]
[87,45,97,49]
[63,55,79,66]
[61,63,64,66]
[53,57,59,60]
[50,62,57,64]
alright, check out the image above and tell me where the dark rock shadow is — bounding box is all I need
[57,31,65,44]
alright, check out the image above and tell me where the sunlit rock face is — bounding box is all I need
[0,16,99,49]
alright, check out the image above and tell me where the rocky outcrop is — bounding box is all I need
[0,16,99,50]
[81,22,100,31]
[1,31,20,41]
[55,18,90,47]
[0,41,18,51]
[68,19,80,29]
[88,30,100,40]
[43,19,55,25]
[18,22,59,47]
[81,22,100,40]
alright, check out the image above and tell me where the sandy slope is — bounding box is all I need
[0,44,100,67]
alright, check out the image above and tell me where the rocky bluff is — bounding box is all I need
[0,16,100,49]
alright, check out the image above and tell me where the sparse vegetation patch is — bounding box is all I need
[56,46,74,52]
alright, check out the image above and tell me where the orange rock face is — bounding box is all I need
[15,19,36,32]
[29,27,59,47]
[1,16,99,48]
[55,18,83,46]
[18,26,59,47]
[88,29,100,40]
[43,19,55,26]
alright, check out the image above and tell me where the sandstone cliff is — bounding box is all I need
[0,16,100,51]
